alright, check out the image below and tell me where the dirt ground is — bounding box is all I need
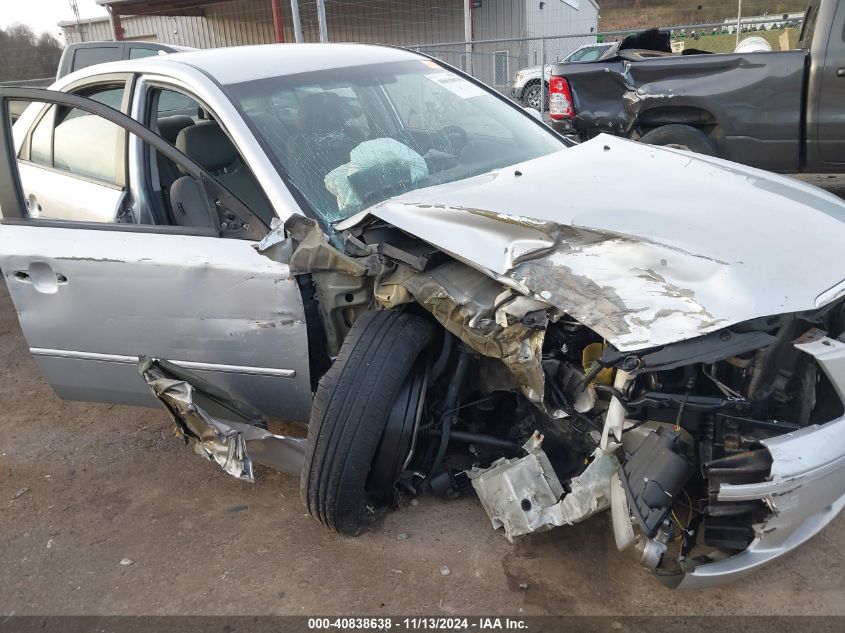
[2,179,845,615]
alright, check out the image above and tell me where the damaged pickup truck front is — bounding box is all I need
[1,44,843,590]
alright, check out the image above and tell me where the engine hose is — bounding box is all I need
[594,384,628,404]
[429,348,472,477]
[577,361,604,393]
[546,371,603,433]
[431,429,518,451]
[429,331,453,384]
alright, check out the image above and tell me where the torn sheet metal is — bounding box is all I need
[139,357,306,482]
[675,335,845,588]
[395,260,549,404]
[257,215,368,277]
[468,432,619,542]
[339,135,845,351]
[273,214,557,405]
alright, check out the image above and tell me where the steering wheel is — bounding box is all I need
[437,125,469,155]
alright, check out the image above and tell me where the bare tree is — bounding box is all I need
[0,23,63,82]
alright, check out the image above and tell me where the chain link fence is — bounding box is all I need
[414,15,803,110]
[1,0,804,102]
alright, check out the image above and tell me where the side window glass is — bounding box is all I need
[15,88,130,224]
[578,47,603,62]
[156,89,200,118]
[29,106,54,166]
[71,47,121,73]
[23,86,126,184]
[53,108,122,182]
[10,95,266,236]
[129,47,159,59]
[147,87,274,227]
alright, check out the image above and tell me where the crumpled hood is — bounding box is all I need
[341,134,845,351]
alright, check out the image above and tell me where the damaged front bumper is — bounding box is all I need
[468,334,845,588]
[674,414,845,588]
[669,335,845,588]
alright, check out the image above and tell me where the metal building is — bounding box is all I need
[59,0,598,88]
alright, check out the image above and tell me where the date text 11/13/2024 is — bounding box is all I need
[307,617,528,630]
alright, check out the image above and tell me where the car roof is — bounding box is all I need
[74,43,424,85]
[64,40,185,51]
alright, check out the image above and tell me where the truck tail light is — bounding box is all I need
[549,76,575,120]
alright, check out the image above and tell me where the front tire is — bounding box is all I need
[301,310,434,536]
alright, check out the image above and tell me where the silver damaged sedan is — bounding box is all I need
[1,44,844,589]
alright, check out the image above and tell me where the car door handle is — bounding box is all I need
[13,263,67,294]
[838,68,845,77]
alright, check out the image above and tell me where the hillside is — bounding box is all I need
[597,0,809,30]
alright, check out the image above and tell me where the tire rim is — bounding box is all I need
[526,86,541,110]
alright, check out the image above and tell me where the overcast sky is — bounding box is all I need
[1,0,108,38]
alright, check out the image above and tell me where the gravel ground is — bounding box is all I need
[792,173,845,199]
[1,177,845,616]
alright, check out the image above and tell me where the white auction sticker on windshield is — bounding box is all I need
[424,72,486,99]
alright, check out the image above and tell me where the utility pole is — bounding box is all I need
[464,0,473,76]
[316,0,328,43]
[69,0,85,42]
[736,0,743,46]
[108,7,125,41]
[290,0,303,42]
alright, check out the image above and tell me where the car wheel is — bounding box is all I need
[522,83,546,111]
[639,124,719,156]
[301,309,434,536]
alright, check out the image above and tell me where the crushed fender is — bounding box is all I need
[254,217,555,407]
[396,260,549,405]
[257,215,368,277]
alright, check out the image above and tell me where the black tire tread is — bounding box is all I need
[301,310,433,536]
[640,124,719,156]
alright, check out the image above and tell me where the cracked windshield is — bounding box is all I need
[226,59,563,224]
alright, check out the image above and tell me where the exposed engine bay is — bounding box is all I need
[250,213,845,587]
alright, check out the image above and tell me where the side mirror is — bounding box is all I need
[523,107,543,121]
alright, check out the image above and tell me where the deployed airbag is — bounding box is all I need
[325,138,428,212]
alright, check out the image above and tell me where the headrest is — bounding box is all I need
[297,91,351,133]
[156,115,194,143]
[175,121,237,171]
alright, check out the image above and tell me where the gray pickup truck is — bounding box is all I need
[55,41,194,80]
[548,0,844,173]
[9,42,192,124]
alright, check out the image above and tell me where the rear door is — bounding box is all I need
[17,83,131,223]
[0,88,313,423]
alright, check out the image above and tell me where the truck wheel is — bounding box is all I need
[522,83,546,111]
[301,310,434,536]
[640,124,718,156]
